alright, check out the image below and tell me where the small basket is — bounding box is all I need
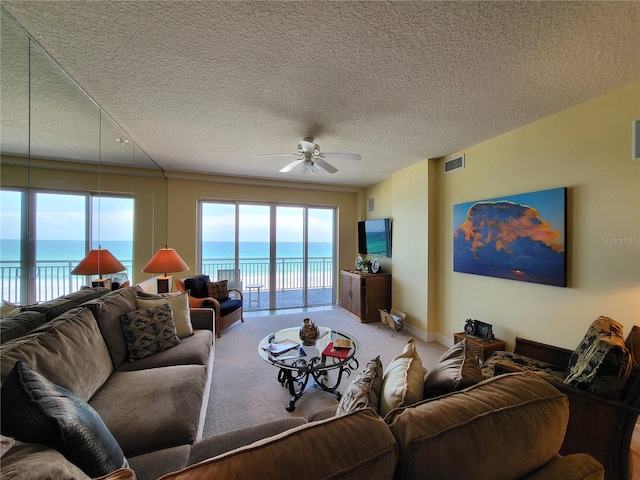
[379,309,405,331]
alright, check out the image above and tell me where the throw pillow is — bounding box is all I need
[136,290,193,338]
[120,304,181,362]
[379,338,425,417]
[0,360,128,477]
[423,339,483,399]
[336,356,383,416]
[206,280,230,301]
[183,275,210,299]
[0,300,21,318]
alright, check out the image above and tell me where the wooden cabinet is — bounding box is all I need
[341,270,391,323]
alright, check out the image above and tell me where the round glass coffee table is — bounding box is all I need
[258,326,360,411]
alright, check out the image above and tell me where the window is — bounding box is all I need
[0,188,133,303]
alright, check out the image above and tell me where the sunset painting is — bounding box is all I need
[453,187,567,287]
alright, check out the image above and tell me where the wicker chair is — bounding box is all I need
[174,274,243,338]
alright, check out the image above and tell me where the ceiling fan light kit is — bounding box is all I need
[257,138,361,175]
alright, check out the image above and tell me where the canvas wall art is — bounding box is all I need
[453,187,567,287]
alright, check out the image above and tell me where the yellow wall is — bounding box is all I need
[369,80,639,348]
[164,172,363,291]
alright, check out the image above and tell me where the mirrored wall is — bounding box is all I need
[1,10,167,304]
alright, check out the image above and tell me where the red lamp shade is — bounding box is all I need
[71,248,126,276]
[142,247,189,275]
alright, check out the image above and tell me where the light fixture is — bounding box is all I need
[300,158,319,174]
[71,248,126,287]
[142,246,190,293]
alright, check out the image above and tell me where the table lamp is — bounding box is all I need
[142,246,189,293]
[71,248,127,288]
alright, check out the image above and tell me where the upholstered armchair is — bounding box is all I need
[174,274,243,338]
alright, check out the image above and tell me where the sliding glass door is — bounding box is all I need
[200,201,335,311]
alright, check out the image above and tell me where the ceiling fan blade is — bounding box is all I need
[314,158,338,174]
[279,159,304,173]
[322,153,361,161]
[255,153,298,159]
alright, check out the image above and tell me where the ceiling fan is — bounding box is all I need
[256,138,361,174]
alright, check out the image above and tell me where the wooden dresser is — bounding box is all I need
[341,270,391,323]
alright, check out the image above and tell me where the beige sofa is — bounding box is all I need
[0,286,215,480]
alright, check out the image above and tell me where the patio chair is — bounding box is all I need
[217,269,243,292]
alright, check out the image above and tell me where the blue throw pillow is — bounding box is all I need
[183,275,210,299]
[0,360,128,477]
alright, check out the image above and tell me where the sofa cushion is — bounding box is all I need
[336,356,383,416]
[158,408,397,480]
[0,310,47,343]
[136,291,194,338]
[379,337,425,417]
[219,298,242,316]
[423,338,483,398]
[206,280,229,301]
[183,275,210,299]
[0,442,91,480]
[120,304,181,362]
[0,307,113,401]
[20,296,80,321]
[85,287,139,369]
[116,330,213,372]
[90,365,207,456]
[565,316,632,398]
[127,446,191,480]
[386,372,569,480]
[63,286,111,304]
[1,361,128,477]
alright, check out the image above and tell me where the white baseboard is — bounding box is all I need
[403,324,453,349]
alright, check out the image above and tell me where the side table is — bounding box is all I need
[453,332,506,363]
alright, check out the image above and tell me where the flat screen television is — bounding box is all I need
[358,218,392,257]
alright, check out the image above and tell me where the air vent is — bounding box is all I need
[444,154,465,174]
[633,120,640,161]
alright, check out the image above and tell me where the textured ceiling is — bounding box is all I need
[2,1,639,187]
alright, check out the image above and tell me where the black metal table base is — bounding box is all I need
[277,358,359,411]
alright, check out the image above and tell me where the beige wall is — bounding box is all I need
[164,173,363,294]
[370,80,639,349]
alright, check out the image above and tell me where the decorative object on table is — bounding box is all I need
[464,319,494,341]
[142,246,190,293]
[379,309,405,331]
[355,256,372,273]
[371,258,380,273]
[299,318,320,346]
[453,187,567,287]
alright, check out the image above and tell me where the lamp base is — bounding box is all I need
[157,276,172,294]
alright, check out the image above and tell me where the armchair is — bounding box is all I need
[175,274,243,338]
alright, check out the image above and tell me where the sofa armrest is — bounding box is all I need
[307,405,338,422]
[524,454,603,480]
[189,308,214,332]
[187,417,307,465]
[514,337,573,369]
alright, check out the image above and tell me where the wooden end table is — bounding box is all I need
[453,332,506,363]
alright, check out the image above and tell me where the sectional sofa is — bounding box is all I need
[1,287,605,479]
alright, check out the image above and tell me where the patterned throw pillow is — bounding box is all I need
[206,280,229,301]
[120,304,180,362]
[336,356,383,416]
[0,360,128,477]
[136,291,193,338]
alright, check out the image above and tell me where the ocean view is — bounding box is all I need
[0,240,333,263]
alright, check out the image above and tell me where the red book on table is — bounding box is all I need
[321,342,350,359]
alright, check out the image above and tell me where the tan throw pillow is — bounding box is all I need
[206,280,229,301]
[120,304,180,362]
[379,338,425,417]
[423,339,483,399]
[336,356,383,416]
[137,291,193,338]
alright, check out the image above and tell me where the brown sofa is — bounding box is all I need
[155,372,603,479]
[0,286,215,480]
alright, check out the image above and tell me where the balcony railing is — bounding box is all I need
[1,256,333,305]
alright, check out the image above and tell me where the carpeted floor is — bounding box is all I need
[203,308,448,437]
